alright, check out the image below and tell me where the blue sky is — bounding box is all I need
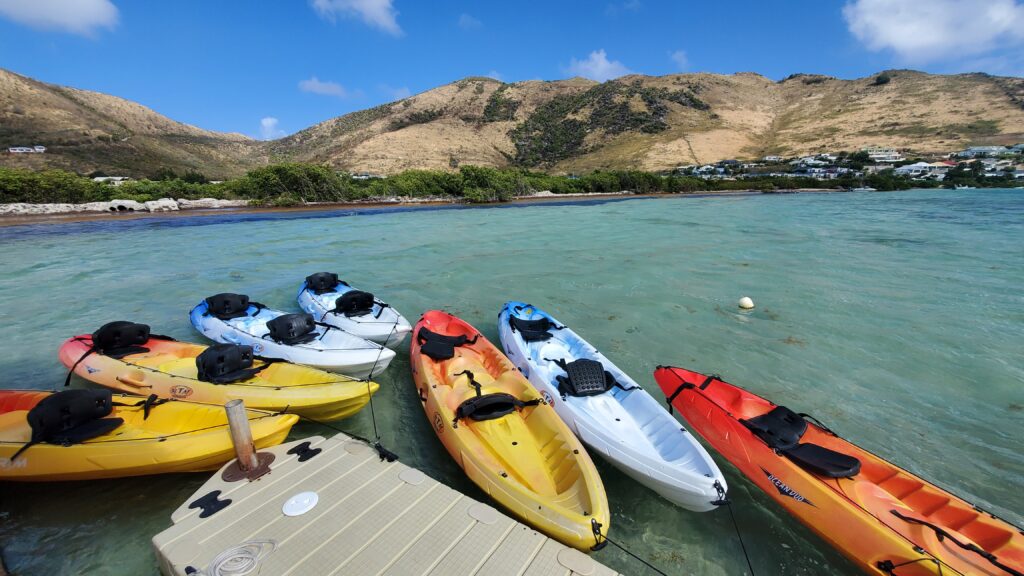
[1,0,1023,140]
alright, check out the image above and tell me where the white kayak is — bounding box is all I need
[296,272,411,348]
[190,293,394,379]
[497,301,728,512]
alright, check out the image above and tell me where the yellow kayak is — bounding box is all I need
[59,324,379,421]
[0,389,297,481]
[410,311,610,551]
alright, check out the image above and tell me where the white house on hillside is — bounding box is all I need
[863,146,904,162]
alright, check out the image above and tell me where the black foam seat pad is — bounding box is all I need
[557,358,612,397]
[742,405,808,451]
[418,327,475,361]
[783,442,861,478]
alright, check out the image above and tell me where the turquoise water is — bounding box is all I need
[1,189,1022,575]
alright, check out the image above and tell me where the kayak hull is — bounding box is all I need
[59,336,379,421]
[297,282,411,348]
[654,366,1024,576]
[498,302,726,512]
[410,310,610,551]
[0,390,297,481]
[190,301,395,379]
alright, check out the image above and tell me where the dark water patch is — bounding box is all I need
[0,196,655,241]
[781,336,807,346]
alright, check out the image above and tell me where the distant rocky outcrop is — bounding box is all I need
[0,197,249,216]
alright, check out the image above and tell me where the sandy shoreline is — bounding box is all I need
[0,189,838,227]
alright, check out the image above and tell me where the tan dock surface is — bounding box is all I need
[153,434,621,576]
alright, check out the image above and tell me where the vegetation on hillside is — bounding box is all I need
[510,80,710,167]
[482,85,519,122]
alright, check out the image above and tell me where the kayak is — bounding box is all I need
[297,272,412,348]
[190,293,395,379]
[498,302,727,512]
[0,389,297,481]
[410,310,610,551]
[654,366,1024,576]
[60,322,380,421]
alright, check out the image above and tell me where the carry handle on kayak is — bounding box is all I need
[116,373,150,388]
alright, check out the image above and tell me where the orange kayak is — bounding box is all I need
[410,310,609,551]
[654,366,1024,576]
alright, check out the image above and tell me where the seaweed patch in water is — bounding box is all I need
[1008,403,1023,412]
[781,336,806,347]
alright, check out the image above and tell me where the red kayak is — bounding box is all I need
[654,365,1024,576]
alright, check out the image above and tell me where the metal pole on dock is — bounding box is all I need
[224,399,259,472]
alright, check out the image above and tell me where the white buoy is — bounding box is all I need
[738,296,755,310]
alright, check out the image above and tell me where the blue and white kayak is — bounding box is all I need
[297,272,411,349]
[498,301,727,512]
[190,293,394,379]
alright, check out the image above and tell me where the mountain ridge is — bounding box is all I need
[2,67,1023,178]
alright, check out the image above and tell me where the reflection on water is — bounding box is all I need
[1,189,1022,575]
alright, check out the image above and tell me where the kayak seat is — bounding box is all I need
[509,316,558,342]
[335,290,375,317]
[306,272,347,295]
[26,389,123,447]
[418,327,478,361]
[453,392,541,427]
[205,293,252,320]
[742,405,808,451]
[92,321,151,358]
[553,358,614,397]
[783,442,861,478]
[196,344,264,384]
[266,313,317,345]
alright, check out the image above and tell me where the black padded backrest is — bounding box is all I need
[742,405,808,451]
[91,321,151,358]
[306,272,342,295]
[266,313,317,345]
[417,327,473,361]
[335,290,375,317]
[196,344,260,384]
[455,393,519,423]
[509,316,555,342]
[205,293,250,320]
[26,389,122,445]
[557,358,612,397]
[783,443,861,478]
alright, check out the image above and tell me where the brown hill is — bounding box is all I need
[3,68,1023,177]
[0,68,264,178]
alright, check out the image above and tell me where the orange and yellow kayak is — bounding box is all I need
[655,366,1024,576]
[59,334,378,421]
[410,310,609,551]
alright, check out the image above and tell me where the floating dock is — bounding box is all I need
[153,434,621,576]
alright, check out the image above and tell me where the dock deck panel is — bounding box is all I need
[153,435,620,576]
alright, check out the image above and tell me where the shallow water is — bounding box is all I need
[1,189,1022,575]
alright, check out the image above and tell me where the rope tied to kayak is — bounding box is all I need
[590,519,669,576]
[291,318,401,462]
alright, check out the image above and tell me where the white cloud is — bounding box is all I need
[457,13,481,29]
[485,70,502,81]
[0,0,118,37]
[299,76,349,98]
[379,84,411,101]
[259,117,285,140]
[843,0,1024,64]
[669,50,688,71]
[311,0,401,36]
[566,49,632,82]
